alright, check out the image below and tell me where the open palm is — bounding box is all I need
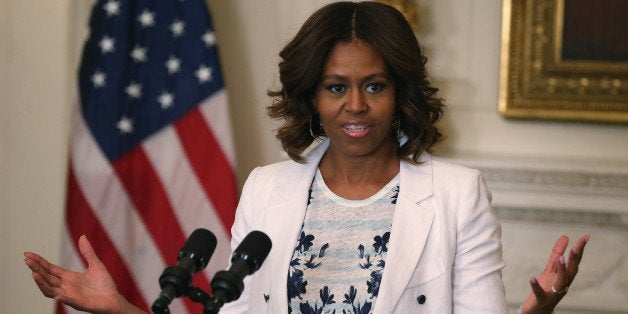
[25,235,122,313]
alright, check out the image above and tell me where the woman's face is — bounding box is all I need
[314,40,397,160]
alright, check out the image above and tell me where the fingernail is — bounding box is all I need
[530,277,537,284]
[585,234,590,242]
[560,256,565,265]
[573,247,579,255]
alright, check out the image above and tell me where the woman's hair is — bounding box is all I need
[267,1,444,163]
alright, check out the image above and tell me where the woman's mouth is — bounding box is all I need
[342,123,371,138]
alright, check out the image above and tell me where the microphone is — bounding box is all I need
[205,231,272,313]
[152,228,217,313]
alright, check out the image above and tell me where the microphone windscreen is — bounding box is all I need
[179,228,217,268]
[234,230,272,270]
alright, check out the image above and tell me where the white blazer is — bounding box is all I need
[221,140,507,313]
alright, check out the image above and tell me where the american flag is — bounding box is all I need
[60,0,237,313]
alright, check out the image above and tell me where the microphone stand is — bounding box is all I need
[151,284,231,314]
[187,286,211,309]
[202,269,244,314]
[203,295,224,314]
[152,285,210,314]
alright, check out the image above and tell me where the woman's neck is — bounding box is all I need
[318,148,400,200]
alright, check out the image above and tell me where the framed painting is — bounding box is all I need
[376,0,419,31]
[499,0,628,123]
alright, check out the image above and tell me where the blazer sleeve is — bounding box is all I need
[218,166,262,314]
[452,170,507,313]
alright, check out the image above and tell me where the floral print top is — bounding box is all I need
[287,169,399,314]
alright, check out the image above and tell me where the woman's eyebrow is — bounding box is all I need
[320,72,388,81]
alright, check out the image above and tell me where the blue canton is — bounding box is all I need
[79,0,224,162]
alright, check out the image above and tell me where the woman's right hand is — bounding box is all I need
[24,235,144,314]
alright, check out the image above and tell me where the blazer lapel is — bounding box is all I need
[374,156,435,314]
[258,140,329,313]
[263,197,309,314]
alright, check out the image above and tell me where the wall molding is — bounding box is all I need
[478,166,628,197]
[494,206,628,228]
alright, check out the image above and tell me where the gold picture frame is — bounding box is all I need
[376,0,419,31]
[499,0,628,123]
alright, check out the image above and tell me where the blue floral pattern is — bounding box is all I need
[287,170,399,313]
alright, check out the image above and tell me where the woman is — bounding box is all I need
[25,2,588,313]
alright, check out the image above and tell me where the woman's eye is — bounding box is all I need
[325,84,346,93]
[365,82,385,93]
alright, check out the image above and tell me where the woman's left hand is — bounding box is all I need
[520,234,589,314]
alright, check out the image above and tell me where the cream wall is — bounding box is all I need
[1,0,73,313]
[2,0,627,313]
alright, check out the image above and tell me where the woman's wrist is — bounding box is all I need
[115,294,147,314]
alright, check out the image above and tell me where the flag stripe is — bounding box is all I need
[66,168,150,311]
[111,148,185,266]
[175,106,237,229]
[111,147,210,313]
[198,90,236,168]
[141,116,231,276]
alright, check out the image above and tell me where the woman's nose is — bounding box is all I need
[345,89,367,113]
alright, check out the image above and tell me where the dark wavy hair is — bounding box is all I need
[267,1,444,163]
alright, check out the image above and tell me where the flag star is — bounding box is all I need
[202,31,216,47]
[116,116,134,134]
[91,71,106,88]
[103,0,120,17]
[170,20,185,37]
[138,10,155,27]
[195,65,212,83]
[99,36,115,53]
[130,45,147,63]
[125,82,142,99]
[157,92,174,109]
[165,56,181,74]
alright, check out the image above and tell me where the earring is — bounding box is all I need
[309,114,326,139]
[310,115,318,139]
[392,114,401,140]
[309,116,317,139]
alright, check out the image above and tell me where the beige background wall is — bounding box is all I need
[2,0,626,313]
